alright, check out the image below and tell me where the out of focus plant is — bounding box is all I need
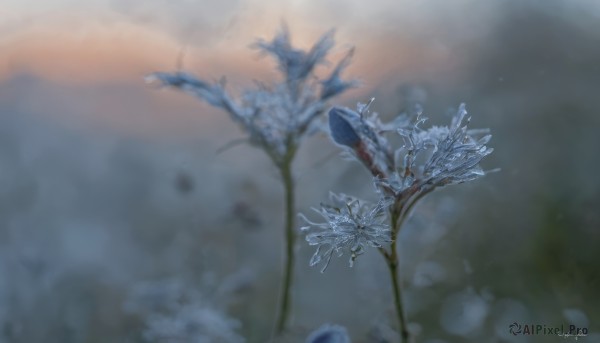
[305,324,350,343]
[147,26,356,335]
[124,278,246,342]
[301,101,495,342]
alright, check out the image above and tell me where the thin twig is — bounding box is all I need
[274,145,297,335]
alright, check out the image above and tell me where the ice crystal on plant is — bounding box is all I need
[147,26,356,166]
[300,193,392,272]
[253,26,333,83]
[305,101,494,273]
[400,104,493,190]
[306,324,351,343]
[327,103,494,198]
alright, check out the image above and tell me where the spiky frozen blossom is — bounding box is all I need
[327,102,494,216]
[147,25,356,166]
[306,324,351,343]
[395,103,493,191]
[329,104,493,195]
[304,101,494,274]
[300,192,392,272]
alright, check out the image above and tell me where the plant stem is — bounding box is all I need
[274,158,296,334]
[382,208,410,342]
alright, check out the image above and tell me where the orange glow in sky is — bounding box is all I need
[0,0,499,137]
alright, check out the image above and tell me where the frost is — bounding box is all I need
[305,102,495,274]
[300,193,392,272]
[389,104,492,195]
[148,26,356,166]
[327,103,494,197]
[253,26,334,82]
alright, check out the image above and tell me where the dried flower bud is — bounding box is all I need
[328,107,361,148]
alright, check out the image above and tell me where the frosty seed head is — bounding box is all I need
[300,193,392,272]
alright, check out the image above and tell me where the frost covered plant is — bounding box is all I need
[300,193,392,272]
[301,101,494,342]
[124,279,245,343]
[147,26,356,334]
[143,306,244,343]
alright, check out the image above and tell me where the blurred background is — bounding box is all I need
[1,0,599,342]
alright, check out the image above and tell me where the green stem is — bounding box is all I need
[274,158,296,334]
[382,208,410,342]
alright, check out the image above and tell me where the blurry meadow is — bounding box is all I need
[1,0,599,342]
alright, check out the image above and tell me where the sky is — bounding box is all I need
[0,0,506,138]
[3,0,599,84]
[1,0,499,82]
